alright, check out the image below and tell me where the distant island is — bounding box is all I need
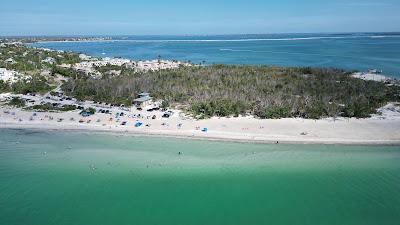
[1,39,400,144]
[0,36,112,44]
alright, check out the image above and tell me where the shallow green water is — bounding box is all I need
[1,129,400,225]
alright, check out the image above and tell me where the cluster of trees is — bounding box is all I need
[0,76,52,95]
[191,100,247,118]
[12,76,52,94]
[51,66,86,79]
[61,65,400,119]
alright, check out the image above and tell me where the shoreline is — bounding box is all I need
[1,101,400,146]
[27,33,400,43]
[1,120,400,146]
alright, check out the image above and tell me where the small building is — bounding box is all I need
[4,58,15,64]
[40,69,52,77]
[133,92,153,108]
[368,69,383,74]
[42,57,56,64]
[0,68,19,83]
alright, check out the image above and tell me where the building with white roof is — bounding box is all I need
[0,68,19,83]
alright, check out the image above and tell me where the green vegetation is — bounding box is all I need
[0,44,82,74]
[1,43,399,119]
[0,75,51,95]
[257,106,292,119]
[0,44,82,94]
[60,104,78,111]
[62,65,400,119]
[11,76,52,94]
[26,103,77,112]
[80,107,96,115]
[0,80,11,93]
[51,66,85,79]
[87,107,96,114]
[7,97,25,107]
[95,64,122,74]
[161,100,170,109]
[191,100,246,118]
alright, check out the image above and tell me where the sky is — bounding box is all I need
[0,0,400,36]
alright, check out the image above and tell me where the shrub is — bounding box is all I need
[0,80,11,93]
[7,97,25,108]
[265,107,292,119]
[161,100,170,109]
[27,104,77,112]
[80,107,96,115]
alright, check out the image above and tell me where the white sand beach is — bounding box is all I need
[351,71,390,82]
[1,104,399,145]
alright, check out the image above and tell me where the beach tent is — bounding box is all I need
[135,122,143,127]
[201,128,208,132]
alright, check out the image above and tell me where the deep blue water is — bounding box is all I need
[30,33,400,78]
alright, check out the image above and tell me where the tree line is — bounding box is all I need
[61,65,400,119]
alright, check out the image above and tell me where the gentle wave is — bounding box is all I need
[219,48,400,63]
[219,48,346,57]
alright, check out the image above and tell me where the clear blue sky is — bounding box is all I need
[1,0,399,36]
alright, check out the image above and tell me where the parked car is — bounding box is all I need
[80,111,92,117]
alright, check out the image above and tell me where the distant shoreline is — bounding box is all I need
[28,34,400,44]
[24,34,400,78]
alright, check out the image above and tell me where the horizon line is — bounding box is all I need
[1,31,400,38]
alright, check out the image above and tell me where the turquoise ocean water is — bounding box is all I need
[0,129,399,225]
[30,33,400,78]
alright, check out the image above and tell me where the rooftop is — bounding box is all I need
[133,96,152,103]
